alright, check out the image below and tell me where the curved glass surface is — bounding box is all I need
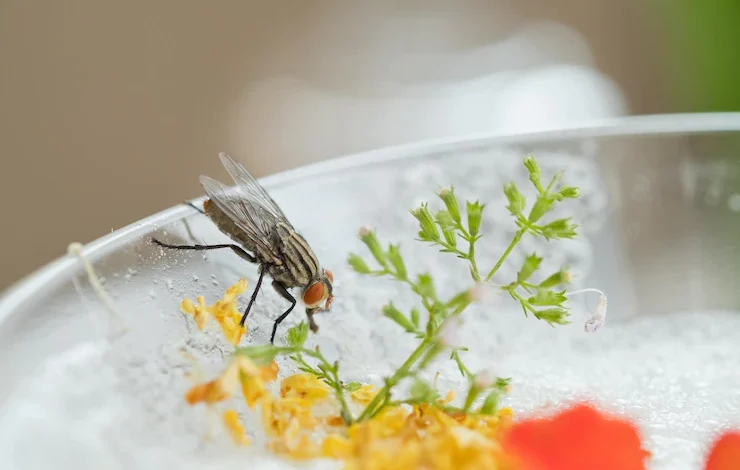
[2,113,740,469]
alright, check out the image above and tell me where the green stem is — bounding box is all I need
[463,385,481,413]
[438,240,469,261]
[468,241,480,282]
[297,348,354,425]
[330,370,353,424]
[451,350,472,378]
[484,229,524,281]
[356,338,433,422]
[456,222,471,239]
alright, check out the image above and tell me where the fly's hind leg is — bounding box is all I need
[149,237,257,264]
[240,264,267,328]
[180,201,205,243]
[182,201,205,214]
[270,280,297,344]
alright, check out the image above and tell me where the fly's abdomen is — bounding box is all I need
[204,199,274,263]
[275,223,318,287]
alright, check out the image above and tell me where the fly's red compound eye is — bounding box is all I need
[325,269,334,283]
[303,282,326,306]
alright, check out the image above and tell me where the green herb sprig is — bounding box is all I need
[234,321,354,424]
[235,154,596,426]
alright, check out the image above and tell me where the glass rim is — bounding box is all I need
[3,112,740,321]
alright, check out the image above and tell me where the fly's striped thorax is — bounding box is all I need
[274,222,319,287]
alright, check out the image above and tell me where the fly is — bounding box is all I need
[150,152,334,344]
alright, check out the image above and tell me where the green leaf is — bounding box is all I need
[546,171,564,192]
[413,273,437,300]
[503,183,526,216]
[446,289,472,311]
[359,228,388,268]
[451,350,470,378]
[438,186,461,224]
[557,186,581,200]
[540,218,579,240]
[479,390,500,415]
[539,269,571,288]
[435,210,458,247]
[386,244,407,279]
[233,344,281,366]
[298,365,317,374]
[463,380,483,411]
[410,379,439,403]
[518,299,530,318]
[527,195,554,223]
[495,377,511,390]
[286,321,310,348]
[411,203,440,242]
[466,200,485,237]
[317,363,331,376]
[523,155,543,191]
[344,381,363,392]
[517,253,542,283]
[434,209,455,228]
[533,307,571,326]
[410,308,421,328]
[381,303,418,333]
[347,253,372,274]
[428,308,444,331]
[527,288,567,307]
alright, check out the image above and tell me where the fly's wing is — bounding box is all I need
[217,153,293,227]
[199,175,283,265]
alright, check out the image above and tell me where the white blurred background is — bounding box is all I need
[1,0,736,289]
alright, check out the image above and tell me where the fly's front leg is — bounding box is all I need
[306,307,320,333]
[149,237,257,264]
[270,281,297,344]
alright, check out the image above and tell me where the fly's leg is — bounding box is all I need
[270,280,297,344]
[149,237,257,264]
[180,202,204,243]
[240,264,267,327]
[182,201,205,214]
[306,307,320,334]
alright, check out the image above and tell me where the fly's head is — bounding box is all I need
[301,268,334,312]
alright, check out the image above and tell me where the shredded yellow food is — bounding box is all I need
[180,278,248,345]
[349,384,377,405]
[222,409,251,446]
[182,279,515,469]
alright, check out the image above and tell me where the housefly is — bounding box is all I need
[151,153,334,344]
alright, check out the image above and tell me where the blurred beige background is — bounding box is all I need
[0,1,665,290]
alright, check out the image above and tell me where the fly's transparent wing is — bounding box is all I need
[217,153,293,227]
[199,175,283,265]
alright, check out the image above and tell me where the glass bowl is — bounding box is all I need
[2,113,740,469]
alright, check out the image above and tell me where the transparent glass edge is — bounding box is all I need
[2,112,740,323]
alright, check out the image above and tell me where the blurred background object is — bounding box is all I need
[0,0,738,290]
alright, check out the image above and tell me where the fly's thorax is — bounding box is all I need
[274,222,320,288]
